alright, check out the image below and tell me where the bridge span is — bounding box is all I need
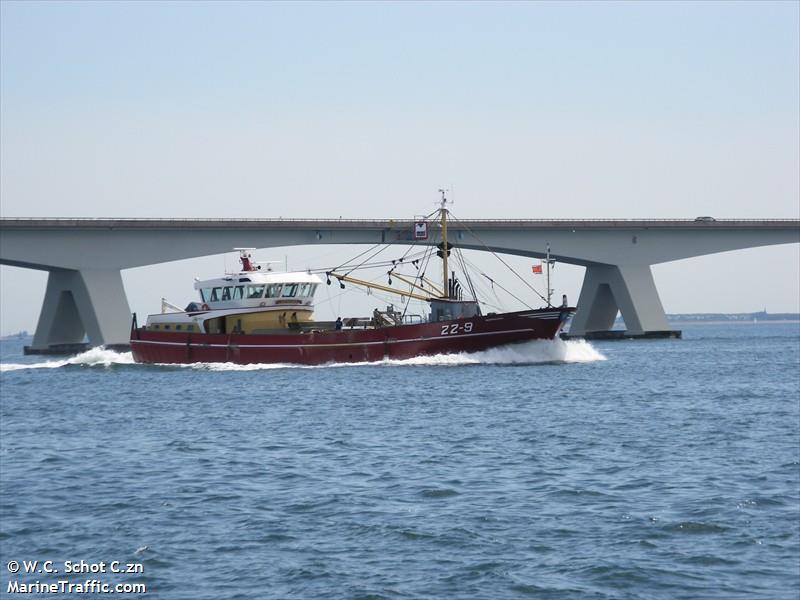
[1,217,798,352]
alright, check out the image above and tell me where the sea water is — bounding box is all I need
[0,323,798,599]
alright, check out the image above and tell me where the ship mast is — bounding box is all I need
[327,190,455,304]
[546,242,552,307]
[439,188,449,299]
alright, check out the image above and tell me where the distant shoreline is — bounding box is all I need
[667,320,800,325]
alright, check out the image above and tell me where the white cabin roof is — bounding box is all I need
[194,271,323,289]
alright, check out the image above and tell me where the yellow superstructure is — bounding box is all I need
[225,309,314,333]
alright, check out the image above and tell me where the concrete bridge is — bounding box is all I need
[1,217,798,352]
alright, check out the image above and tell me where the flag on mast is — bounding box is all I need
[531,263,543,274]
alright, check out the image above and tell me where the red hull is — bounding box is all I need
[130,308,570,365]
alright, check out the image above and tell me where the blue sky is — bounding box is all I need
[1,1,798,333]
[2,2,797,123]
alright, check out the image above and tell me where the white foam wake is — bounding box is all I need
[1,339,604,373]
[185,338,606,371]
[383,338,605,367]
[0,347,135,372]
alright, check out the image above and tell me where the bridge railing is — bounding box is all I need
[2,217,798,227]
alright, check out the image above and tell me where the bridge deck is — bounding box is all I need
[1,217,797,350]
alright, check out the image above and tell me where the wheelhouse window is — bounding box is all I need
[247,285,266,299]
[297,283,317,297]
[233,286,244,300]
[210,287,222,302]
[221,287,232,301]
[266,284,282,298]
[281,284,298,297]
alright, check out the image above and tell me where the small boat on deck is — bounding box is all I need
[130,194,574,365]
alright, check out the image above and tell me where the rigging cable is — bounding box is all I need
[400,238,437,321]
[448,211,550,305]
[454,247,479,305]
[327,208,439,276]
[341,243,393,277]
[477,271,533,310]
[460,254,513,311]
[327,242,385,274]
[313,249,430,275]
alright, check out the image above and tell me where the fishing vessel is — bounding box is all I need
[130,193,574,364]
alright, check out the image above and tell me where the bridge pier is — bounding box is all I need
[27,268,132,353]
[569,263,677,338]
